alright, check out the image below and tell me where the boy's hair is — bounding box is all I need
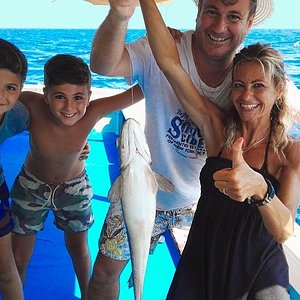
[0,38,28,83]
[44,54,91,88]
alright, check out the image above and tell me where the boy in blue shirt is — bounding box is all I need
[0,37,27,300]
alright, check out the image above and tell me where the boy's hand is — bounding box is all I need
[79,141,90,160]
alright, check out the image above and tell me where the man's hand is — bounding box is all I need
[109,0,138,20]
[85,0,138,20]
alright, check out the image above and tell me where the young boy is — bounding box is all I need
[10,54,143,300]
[0,37,27,300]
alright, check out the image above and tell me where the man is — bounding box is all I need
[86,0,296,299]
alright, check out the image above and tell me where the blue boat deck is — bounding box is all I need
[1,111,300,299]
[0,112,177,300]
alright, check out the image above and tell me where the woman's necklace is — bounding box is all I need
[242,129,270,154]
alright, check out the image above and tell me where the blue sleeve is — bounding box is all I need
[0,166,4,187]
[0,101,29,144]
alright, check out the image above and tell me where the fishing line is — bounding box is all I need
[125,5,135,107]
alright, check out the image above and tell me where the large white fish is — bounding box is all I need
[108,118,174,300]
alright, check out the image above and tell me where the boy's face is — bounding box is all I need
[0,68,23,117]
[43,83,91,126]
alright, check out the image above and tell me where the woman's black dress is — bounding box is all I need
[167,156,289,300]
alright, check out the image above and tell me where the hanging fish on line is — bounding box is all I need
[108,118,174,300]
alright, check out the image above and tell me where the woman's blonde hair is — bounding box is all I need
[224,43,292,155]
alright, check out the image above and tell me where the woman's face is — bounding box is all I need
[231,61,279,124]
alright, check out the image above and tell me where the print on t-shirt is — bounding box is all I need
[166,109,206,159]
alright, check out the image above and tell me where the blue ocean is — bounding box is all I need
[1,28,300,89]
[0,28,300,225]
[0,29,300,299]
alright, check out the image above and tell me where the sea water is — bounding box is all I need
[1,27,300,299]
[0,28,300,224]
[1,28,300,89]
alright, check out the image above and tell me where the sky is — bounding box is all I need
[0,0,299,30]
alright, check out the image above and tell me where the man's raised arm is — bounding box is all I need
[90,0,138,77]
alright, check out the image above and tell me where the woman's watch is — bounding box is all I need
[247,178,275,208]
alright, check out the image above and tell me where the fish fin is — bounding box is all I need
[108,176,122,202]
[143,167,158,194]
[153,172,175,192]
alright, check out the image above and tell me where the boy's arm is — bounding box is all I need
[18,90,39,108]
[89,84,144,117]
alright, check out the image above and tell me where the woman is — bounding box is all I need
[139,0,300,299]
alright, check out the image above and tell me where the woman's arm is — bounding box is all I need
[139,0,225,155]
[260,141,300,243]
[214,139,300,243]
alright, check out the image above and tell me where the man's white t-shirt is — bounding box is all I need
[126,30,232,210]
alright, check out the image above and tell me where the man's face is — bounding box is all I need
[195,0,254,61]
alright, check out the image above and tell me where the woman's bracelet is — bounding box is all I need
[247,178,275,208]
